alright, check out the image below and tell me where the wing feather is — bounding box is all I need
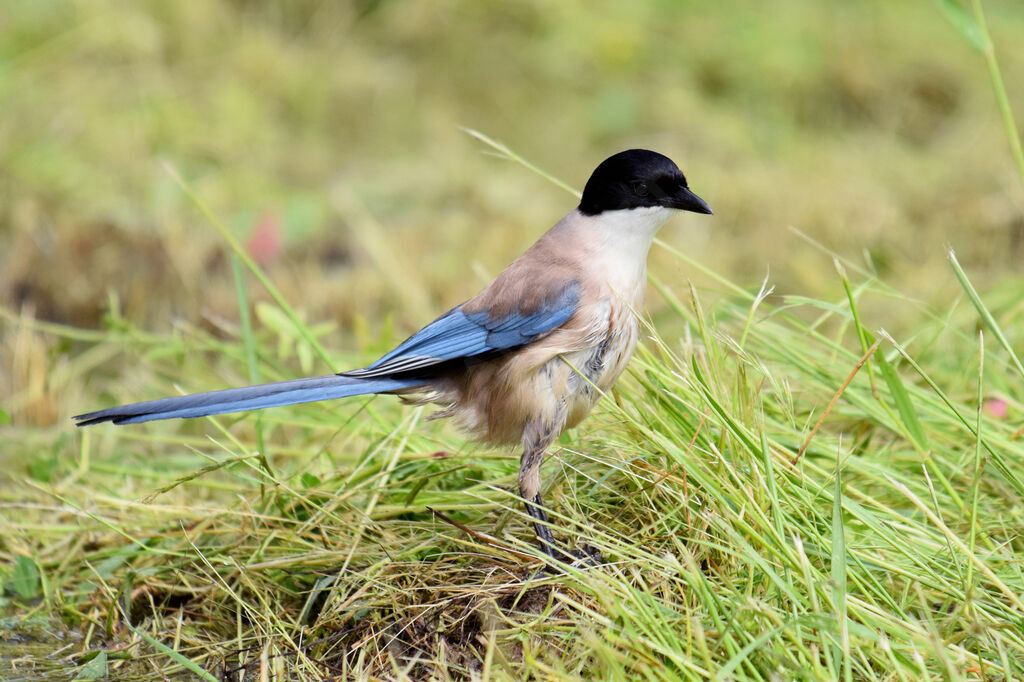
[344,281,581,378]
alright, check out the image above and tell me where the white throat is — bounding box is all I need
[580,206,673,299]
[588,205,671,260]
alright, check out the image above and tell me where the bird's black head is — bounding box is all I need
[578,149,712,217]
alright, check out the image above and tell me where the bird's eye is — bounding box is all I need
[632,182,649,197]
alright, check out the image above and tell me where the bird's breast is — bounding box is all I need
[561,299,640,429]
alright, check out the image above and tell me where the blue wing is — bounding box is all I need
[344,281,581,378]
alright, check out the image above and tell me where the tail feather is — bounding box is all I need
[73,374,427,426]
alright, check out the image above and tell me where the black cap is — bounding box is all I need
[579,149,712,216]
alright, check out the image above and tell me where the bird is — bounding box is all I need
[74,149,713,565]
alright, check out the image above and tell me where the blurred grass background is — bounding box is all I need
[3,0,1024,678]
[3,0,1023,351]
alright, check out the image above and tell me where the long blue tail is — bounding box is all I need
[73,374,428,426]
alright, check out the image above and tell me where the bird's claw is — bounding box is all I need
[568,543,603,566]
[535,543,603,575]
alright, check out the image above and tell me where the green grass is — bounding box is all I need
[4,0,1024,679]
[4,188,1024,678]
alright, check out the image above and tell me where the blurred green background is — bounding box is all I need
[2,0,1023,425]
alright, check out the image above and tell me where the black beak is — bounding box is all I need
[666,186,713,215]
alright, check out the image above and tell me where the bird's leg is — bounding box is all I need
[519,411,566,561]
[519,413,601,566]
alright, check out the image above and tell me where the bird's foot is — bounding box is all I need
[536,542,603,574]
[525,493,602,571]
[568,543,603,566]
